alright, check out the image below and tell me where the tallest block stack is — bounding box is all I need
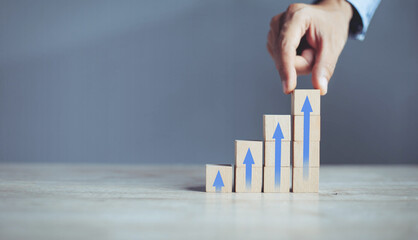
[291,90,321,192]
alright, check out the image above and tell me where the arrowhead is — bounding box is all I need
[273,122,284,140]
[301,96,313,113]
[213,170,224,188]
[243,148,255,165]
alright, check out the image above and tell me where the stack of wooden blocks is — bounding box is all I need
[205,89,320,193]
[291,90,320,192]
[234,140,263,192]
[263,115,290,192]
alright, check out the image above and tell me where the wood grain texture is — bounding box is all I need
[293,141,320,167]
[263,115,291,141]
[293,115,321,141]
[265,141,290,167]
[291,89,320,116]
[205,164,233,193]
[263,166,290,193]
[235,166,262,193]
[292,167,319,193]
[235,140,263,167]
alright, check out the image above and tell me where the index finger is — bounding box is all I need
[277,10,310,94]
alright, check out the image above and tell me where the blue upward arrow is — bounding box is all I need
[243,148,255,189]
[213,170,224,192]
[301,96,313,178]
[273,122,284,187]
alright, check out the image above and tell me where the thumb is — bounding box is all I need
[312,42,338,95]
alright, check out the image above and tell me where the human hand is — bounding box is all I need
[267,0,353,95]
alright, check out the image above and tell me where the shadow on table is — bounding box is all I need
[185,185,205,192]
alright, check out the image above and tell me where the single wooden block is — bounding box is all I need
[205,164,233,193]
[263,115,291,141]
[263,166,290,193]
[235,166,262,193]
[293,141,320,168]
[291,89,320,116]
[292,167,319,193]
[264,141,290,167]
[235,140,263,167]
[293,115,321,141]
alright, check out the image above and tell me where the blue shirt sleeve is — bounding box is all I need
[346,0,381,40]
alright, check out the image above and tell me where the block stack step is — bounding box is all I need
[234,140,263,193]
[291,90,320,193]
[263,115,291,193]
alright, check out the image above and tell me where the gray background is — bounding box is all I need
[0,0,417,164]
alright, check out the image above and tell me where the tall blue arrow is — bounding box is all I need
[213,170,224,192]
[273,122,284,187]
[243,148,255,189]
[301,96,313,178]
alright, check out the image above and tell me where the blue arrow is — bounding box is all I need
[301,96,313,178]
[243,148,255,189]
[213,170,224,192]
[273,122,284,187]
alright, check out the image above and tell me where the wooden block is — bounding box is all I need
[205,164,233,193]
[293,141,320,168]
[291,89,320,116]
[235,166,262,193]
[263,166,290,193]
[293,115,321,141]
[263,115,291,141]
[264,141,290,167]
[235,140,263,167]
[292,167,319,193]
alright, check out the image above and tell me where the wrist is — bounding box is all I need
[317,0,353,21]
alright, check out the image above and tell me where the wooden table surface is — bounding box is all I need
[0,164,417,240]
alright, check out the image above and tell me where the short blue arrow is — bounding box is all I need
[301,96,313,178]
[213,170,224,192]
[273,121,284,187]
[243,148,254,189]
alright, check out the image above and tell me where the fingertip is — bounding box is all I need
[287,77,297,94]
[281,76,297,95]
[281,80,289,94]
[311,47,336,95]
[319,77,328,95]
[312,64,330,95]
[312,75,328,95]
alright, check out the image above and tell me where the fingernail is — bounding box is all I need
[319,77,328,95]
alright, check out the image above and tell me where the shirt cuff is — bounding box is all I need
[346,0,381,40]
